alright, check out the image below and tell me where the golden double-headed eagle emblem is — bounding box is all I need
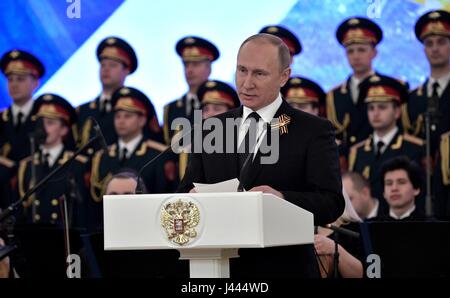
[161,199,200,245]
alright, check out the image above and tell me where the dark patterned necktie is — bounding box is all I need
[238,112,261,172]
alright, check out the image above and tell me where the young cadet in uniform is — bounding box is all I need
[374,156,425,221]
[281,76,351,170]
[77,37,162,154]
[327,17,386,158]
[407,10,450,156]
[17,94,89,228]
[90,87,176,230]
[348,75,425,213]
[163,36,219,145]
[177,80,240,180]
[259,25,302,65]
[281,76,325,116]
[0,50,45,162]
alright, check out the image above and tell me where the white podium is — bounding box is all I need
[103,192,314,278]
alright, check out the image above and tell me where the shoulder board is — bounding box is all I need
[1,109,9,122]
[403,133,424,146]
[0,156,15,168]
[146,140,168,152]
[19,156,32,166]
[63,151,88,163]
[441,131,450,139]
[350,139,367,151]
[329,82,345,93]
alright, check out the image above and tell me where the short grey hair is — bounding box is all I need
[239,33,291,72]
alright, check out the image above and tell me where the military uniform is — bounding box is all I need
[348,75,425,212]
[406,10,450,155]
[259,25,301,59]
[90,87,177,231]
[16,94,89,228]
[77,37,162,155]
[0,156,16,209]
[0,49,45,162]
[434,131,450,219]
[327,17,384,152]
[163,36,219,145]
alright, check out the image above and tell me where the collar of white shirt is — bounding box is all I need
[366,199,379,219]
[242,93,283,124]
[41,143,64,168]
[11,98,34,124]
[389,204,416,220]
[373,126,398,154]
[118,134,143,158]
[428,71,450,97]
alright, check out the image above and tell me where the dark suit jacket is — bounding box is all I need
[178,100,345,277]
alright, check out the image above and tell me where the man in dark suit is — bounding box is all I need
[178,33,344,278]
[407,10,450,156]
[0,49,44,162]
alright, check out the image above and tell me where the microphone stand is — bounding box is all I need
[424,93,440,218]
[0,134,102,223]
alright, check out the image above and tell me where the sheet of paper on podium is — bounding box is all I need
[193,178,240,193]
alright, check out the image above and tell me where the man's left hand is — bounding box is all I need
[248,185,284,199]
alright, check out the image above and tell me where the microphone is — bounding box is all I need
[33,117,47,146]
[135,124,198,194]
[322,224,360,239]
[90,117,108,151]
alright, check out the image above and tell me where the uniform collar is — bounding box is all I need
[41,143,64,168]
[428,70,450,97]
[389,204,416,220]
[11,98,34,123]
[118,133,143,158]
[373,126,399,153]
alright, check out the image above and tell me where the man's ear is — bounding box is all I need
[280,67,291,87]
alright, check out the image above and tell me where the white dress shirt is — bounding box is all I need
[11,98,34,125]
[239,94,283,155]
[118,133,143,158]
[373,126,398,155]
[389,205,416,220]
[427,70,450,98]
[41,143,64,168]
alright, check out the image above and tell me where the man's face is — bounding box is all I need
[343,177,370,218]
[106,177,137,195]
[367,101,400,131]
[7,73,38,104]
[183,60,211,91]
[345,43,377,75]
[424,35,450,68]
[114,110,146,139]
[383,169,419,209]
[43,117,68,147]
[100,58,129,89]
[236,41,291,111]
[289,102,318,116]
[202,103,229,119]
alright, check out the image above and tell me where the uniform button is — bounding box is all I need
[350,136,356,143]
[34,200,40,206]
[51,199,59,206]
[51,213,58,220]
[34,214,41,221]
[87,148,94,155]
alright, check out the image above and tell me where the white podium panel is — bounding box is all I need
[103,192,314,277]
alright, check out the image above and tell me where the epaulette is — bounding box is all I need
[441,131,450,139]
[0,156,15,168]
[62,151,89,164]
[146,140,168,153]
[348,139,367,171]
[1,109,9,122]
[403,133,425,146]
[350,139,368,152]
